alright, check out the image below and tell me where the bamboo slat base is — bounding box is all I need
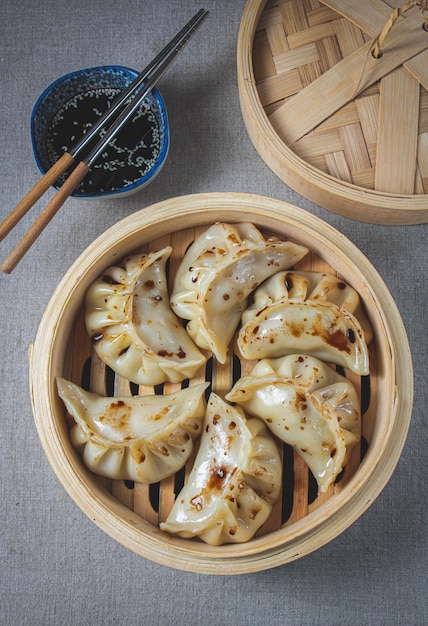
[29,193,413,574]
[62,230,370,536]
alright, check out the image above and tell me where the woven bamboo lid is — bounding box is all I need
[238,0,428,224]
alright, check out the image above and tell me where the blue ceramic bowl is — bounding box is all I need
[31,65,169,198]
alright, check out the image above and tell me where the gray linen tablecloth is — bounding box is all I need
[1,1,426,624]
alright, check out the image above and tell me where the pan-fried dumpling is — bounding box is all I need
[226,355,361,493]
[170,223,308,363]
[160,392,282,545]
[238,270,372,375]
[85,247,206,385]
[57,377,209,483]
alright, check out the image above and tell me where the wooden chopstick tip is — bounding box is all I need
[1,10,211,275]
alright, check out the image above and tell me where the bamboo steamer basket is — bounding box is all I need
[237,0,428,224]
[29,192,413,574]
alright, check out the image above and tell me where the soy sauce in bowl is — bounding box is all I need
[31,66,169,198]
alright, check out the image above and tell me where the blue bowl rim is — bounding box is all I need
[30,65,169,198]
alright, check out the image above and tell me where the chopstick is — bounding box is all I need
[0,9,209,274]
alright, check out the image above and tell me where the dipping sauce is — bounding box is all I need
[45,87,162,195]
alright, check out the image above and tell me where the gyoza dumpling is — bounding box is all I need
[85,247,206,385]
[226,355,361,493]
[238,270,373,375]
[160,393,282,545]
[170,223,308,363]
[57,377,209,483]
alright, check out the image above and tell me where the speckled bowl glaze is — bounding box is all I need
[31,66,169,198]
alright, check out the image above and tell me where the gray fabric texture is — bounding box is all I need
[1,1,427,624]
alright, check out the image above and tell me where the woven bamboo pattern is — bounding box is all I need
[237,0,428,222]
[252,0,428,195]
